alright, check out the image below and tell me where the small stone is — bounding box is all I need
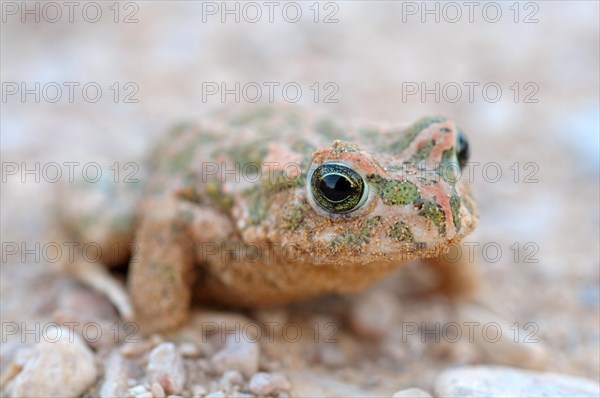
[220,370,244,389]
[249,372,291,396]
[146,343,185,395]
[349,289,399,338]
[10,327,97,398]
[205,391,225,398]
[100,350,130,398]
[126,384,151,398]
[285,370,372,397]
[121,341,151,358]
[151,382,166,398]
[191,384,208,398]
[435,365,600,397]
[230,393,253,398]
[128,385,148,395]
[392,387,432,397]
[179,342,201,358]
[211,333,260,377]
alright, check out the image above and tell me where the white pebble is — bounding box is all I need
[179,342,201,358]
[191,384,207,397]
[229,393,253,398]
[220,369,244,388]
[146,343,185,395]
[121,341,151,358]
[205,391,225,398]
[435,365,600,397]
[392,387,432,397]
[151,382,166,398]
[249,372,291,396]
[211,333,259,377]
[126,384,149,398]
[10,327,97,398]
[100,350,130,398]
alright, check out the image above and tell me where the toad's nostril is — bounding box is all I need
[413,198,425,210]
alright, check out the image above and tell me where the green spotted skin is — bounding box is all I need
[389,221,415,242]
[367,175,420,206]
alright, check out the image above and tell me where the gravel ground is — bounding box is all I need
[1,1,599,397]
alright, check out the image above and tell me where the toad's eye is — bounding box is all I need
[457,130,470,169]
[309,163,368,214]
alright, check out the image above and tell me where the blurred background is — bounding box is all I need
[2,1,599,396]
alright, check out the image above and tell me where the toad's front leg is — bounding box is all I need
[128,196,234,333]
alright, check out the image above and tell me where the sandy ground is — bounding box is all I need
[1,1,599,397]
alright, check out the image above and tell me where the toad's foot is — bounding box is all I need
[128,197,235,334]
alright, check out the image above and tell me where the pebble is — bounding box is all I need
[249,372,291,396]
[434,365,600,397]
[349,289,399,338]
[205,391,225,398]
[10,327,97,398]
[151,382,166,398]
[179,342,202,358]
[100,350,130,398]
[285,370,373,397]
[392,387,432,397]
[220,369,244,389]
[191,384,208,397]
[230,393,253,398]
[121,341,152,358]
[126,385,151,398]
[146,342,186,395]
[211,333,260,377]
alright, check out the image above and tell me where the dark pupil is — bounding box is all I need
[311,163,365,213]
[320,174,353,202]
